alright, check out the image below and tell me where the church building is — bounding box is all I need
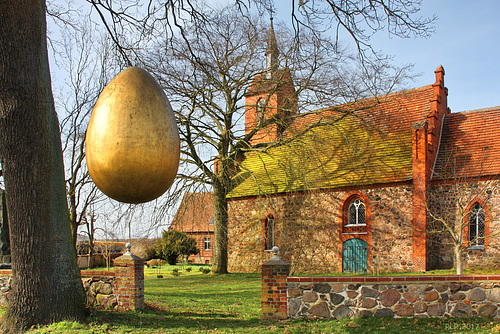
[224,23,500,274]
[173,23,500,274]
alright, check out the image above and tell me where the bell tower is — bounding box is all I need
[245,18,297,146]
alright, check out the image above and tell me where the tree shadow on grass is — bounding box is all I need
[92,301,263,332]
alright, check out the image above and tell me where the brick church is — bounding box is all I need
[173,24,500,274]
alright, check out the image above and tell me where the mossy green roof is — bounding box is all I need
[229,85,435,198]
[229,116,413,198]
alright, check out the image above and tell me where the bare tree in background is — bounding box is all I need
[54,11,148,248]
[86,0,435,65]
[56,19,118,247]
[133,4,417,274]
[82,0,434,275]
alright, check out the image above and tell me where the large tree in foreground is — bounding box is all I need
[0,1,86,332]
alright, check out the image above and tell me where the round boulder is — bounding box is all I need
[380,289,400,307]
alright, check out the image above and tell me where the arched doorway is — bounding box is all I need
[342,238,367,273]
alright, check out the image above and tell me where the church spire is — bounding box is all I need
[265,17,279,79]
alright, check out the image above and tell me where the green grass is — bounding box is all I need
[82,263,213,278]
[1,271,500,333]
[144,263,212,278]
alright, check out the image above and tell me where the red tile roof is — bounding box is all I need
[433,106,500,179]
[287,85,434,135]
[170,192,214,232]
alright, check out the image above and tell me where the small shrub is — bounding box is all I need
[186,267,192,272]
[146,259,166,267]
[172,268,180,277]
[200,267,211,274]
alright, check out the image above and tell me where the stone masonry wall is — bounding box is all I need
[0,274,11,306]
[1,270,117,309]
[228,183,414,274]
[81,271,117,309]
[287,276,500,319]
[427,179,500,270]
[0,248,144,311]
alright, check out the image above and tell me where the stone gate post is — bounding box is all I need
[113,243,145,310]
[261,246,289,320]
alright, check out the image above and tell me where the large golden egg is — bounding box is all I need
[85,67,180,204]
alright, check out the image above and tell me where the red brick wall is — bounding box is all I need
[186,232,213,264]
[245,70,296,146]
[412,121,429,271]
[113,255,145,310]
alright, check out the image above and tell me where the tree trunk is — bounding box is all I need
[212,180,229,274]
[455,244,463,275]
[0,1,86,332]
[69,191,79,248]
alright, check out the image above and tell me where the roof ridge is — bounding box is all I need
[299,84,434,116]
[451,106,500,114]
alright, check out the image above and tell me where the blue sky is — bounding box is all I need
[51,0,499,113]
[274,0,500,113]
[373,0,500,113]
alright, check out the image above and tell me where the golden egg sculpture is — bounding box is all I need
[85,67,180,204]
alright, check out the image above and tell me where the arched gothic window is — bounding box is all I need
[265,214,275,250]
[256,98,266,125]
[348,199,366,226]
[469,202,485,247]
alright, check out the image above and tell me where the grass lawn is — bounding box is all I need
[1,267,500,333]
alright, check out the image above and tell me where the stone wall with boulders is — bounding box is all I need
[81,271,117,309]
[287,276,500,319]
[0,270,117,309]
[0,274,11,306]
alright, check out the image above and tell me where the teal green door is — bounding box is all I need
[342,238,367,273]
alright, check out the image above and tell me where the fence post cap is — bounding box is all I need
[270,246,280,260]
[124,243,132,255]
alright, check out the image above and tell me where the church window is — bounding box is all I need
[469,202,485,248]
[256,98,266,125]
[264,214,276,250]
[347,199,366,226]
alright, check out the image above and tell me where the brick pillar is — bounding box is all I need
[261,247,289,320]
[113,243,145,310]
[412,122,429,271]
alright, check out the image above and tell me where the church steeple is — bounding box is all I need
[244,16,297,145]
[265,17,279,79]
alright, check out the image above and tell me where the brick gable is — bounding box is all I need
[170,192,214,233]
[169,192,214,264]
